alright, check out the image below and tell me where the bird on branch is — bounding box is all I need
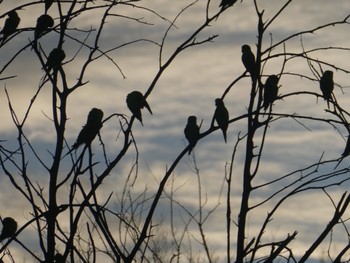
[241,44,257,85]
[126,91,152,125]
[184,116,200,155]
[319,70,334,109]
[0,217,17,241]
[0,10,20,44]
[34,14,54,44]
[263,75,279,111]
[44,48,66,73]
[214,98,229,143]
[72,108,104,150]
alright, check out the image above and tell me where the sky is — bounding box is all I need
[0,0,350,262]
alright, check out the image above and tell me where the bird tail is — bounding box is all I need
[223,133,227,143]
[144,101,153,115]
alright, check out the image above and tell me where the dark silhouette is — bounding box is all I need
[44,48,66,73]
[72,108,104,150]
[342,136,350,157]
[184,116,200,155]
[0,217,17,241]
[219,0,237,9]
[263,75,279,110]
[44,0,54,13]
[54,253,65,263]
[319,70,334,109]
[0,10,20,43]
[241,44,257,84]
[34,14,54,44]
[126,91,153,125]
[214,98,229,143]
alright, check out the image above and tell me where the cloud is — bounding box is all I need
[1,0,350,262]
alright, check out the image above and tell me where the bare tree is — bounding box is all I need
[0,0,350,263]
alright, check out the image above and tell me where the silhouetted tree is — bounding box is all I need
[0,1,350,263]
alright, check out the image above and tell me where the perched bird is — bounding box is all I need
[263,75,279,110]
[214,98,229,143]
[126,91,152,125]
[319,70,334,109]
[34,14,54,43]
[72,108,104,150]
[184,116,200,155]
[44,48,66,73]
[241,44,257,83]
[0,217,17,241]
[0,10,20,43]
[44,0,54,13]
[219,0,237,9]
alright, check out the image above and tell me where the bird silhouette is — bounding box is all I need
[263,75,279,110]
[126,91,152,125]
[241,44,257,84]
[219,0,237,9]
[0,10,20,43]
[44,0,54,13]
[0,217,17,241]
[72,108,104,150]
[214,98,229,143]
[44,48,66,73]
[34,14,54,44]
[319,70,334,109]
[184,116,200,155]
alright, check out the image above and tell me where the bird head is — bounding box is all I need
[188,115,197,124]
[37,14,54,28]
[87,108,104,123]
[131,90,143,97]
[266,75,279,86]
[215,98,224,106]
[241,44,251,53]
[323,70,333,79]
[8,10,18,18]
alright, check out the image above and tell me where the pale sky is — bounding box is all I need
[0,0,350,262]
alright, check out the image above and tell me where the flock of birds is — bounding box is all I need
[70,46,334,156]
[0,0,341,246]
[0,0,336,156]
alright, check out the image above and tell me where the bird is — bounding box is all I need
[219,0,237,9]
[263,75,279,110]
[44,48,66,73]
[126,91,152,125]
[241,44,257,84]
[319,70,334,109]
[214,98,229,143]
[184,116,200,155]
[72,108,104,150]
[0,217,17,241]
[0,10,20,43]
[44,0,54,13]
[34,14,54,44]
